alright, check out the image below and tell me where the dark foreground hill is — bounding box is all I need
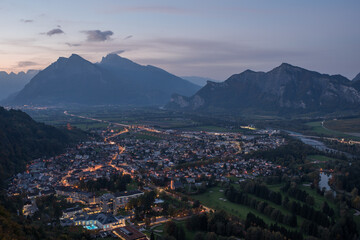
[168,63,360,115]
[0,106,91,240]
[6,54,200,106]
[0,106,87,184]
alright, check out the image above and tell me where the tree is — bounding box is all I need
[330,214,358,240]
[205,232,217,240]
[144,217,151,228]
[289,214,297,227]
[245,227,263,240]
[164,221,177,237]
[176,226,185,240]
[351,187,359,198]
[150,231,155,240]
[306,196,315,206]
[353,196,360,210]
[194,232,205,240]
[193,200,200,208]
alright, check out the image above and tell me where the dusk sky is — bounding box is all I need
[0,0,359,80]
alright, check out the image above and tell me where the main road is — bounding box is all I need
[64,111,131,128]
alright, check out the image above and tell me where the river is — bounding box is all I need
[285,130,352,157]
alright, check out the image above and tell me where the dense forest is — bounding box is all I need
[0,106,88,184]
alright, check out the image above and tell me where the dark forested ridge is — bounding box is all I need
[0,106,87,184]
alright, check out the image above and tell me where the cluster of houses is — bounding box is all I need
[165,158,285,191]
[7,125,286,239]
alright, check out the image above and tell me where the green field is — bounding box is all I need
[305,155,339,168]
[306,121,348,137]
[26,107,250,133]
[190,182,342,235]
[267,183,338,216]
[302,155,339,168]
[126,182,138,191]
[298,185,338,212]
[324,118,360,133]
[179,125,244,133]
[191,186,295,229]
[307,155,337,162]
[306,121,360,140]
[150,220,195,240]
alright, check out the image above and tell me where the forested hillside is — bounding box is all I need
[0,106,87,184]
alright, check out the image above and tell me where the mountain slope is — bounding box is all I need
[10,54,109,105]
[7,54,200,106]
[0,70,39,100]
[181,76,218,87]
[167,63,360,115]
[352,73,360,91]
[97,54,200,104]
[0,106,86,184]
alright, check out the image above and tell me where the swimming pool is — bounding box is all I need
[84,224,98,230]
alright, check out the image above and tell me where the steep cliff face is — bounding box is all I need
[168,63,360,114]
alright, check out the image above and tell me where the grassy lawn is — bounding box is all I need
[151,220,195,240]
[227,176,240,182]
[191,186,295,229]
[307,155,338,162]
[267,183,338,218]
[177,220,196,240]
[298,184,338,214]
[247,192,305,226]
[126,182,138,191]
[302,155,339,168]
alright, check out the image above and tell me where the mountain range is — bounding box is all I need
[0,70,39,100]
[168,63,360,115]
[5,54,200,106]
[181,76,219,87]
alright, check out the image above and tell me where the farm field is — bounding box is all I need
[306,121,360,140]
[306,121,350,137]
[324,118,360,134]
